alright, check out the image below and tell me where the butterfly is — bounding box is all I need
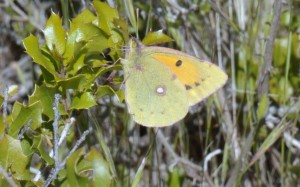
[121,39,227,127]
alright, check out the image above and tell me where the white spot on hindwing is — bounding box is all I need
[156,85,166,96]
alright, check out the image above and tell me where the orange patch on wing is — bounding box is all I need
[152,54,200,86]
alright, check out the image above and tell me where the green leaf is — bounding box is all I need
[132,158,146,187]
[95,85,124,103]
[113,18,129,44]
[256,94,269,121]
[7,85,18,96]
[116,90,125,103]
[63,30,87,68]
[70,92,96,110]
[20,137,33,157]
[248,123,287,167]
[57,75,87,91]
[85,34,109,54]
[78,148,101,174]
[23,34,57,77]
[280,10,291,27]
[70,23,108,43]
[90,148,111,187]
[44,11,66,56]
[67,52,86,75]
[71,9,97,25]
[167,167,185,187]
[92,121,117,181]
[93,0,119,35]
[123,0,137,34]
[273,37,288,66]
[40,66,56,85]
[0,135,31,180]
[93,1,125,54]
[65,23,108,67]
[0,95,3,107]
[65,147,88,187]
[85,65,123,88]
[95,85,117,98]
[37,136,54,164]
[9,101,43,138]
[142,31,174,46]
[0,179,10,187]
[0,114,12,138]
[29,84,64,120]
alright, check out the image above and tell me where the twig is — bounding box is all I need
[204,149,222,171]
[58,117,74,145]
[43,127,90,186]
[61,129,90,166]
[43,94,90,187]
[3,85,8,123]
[49,117,75,158]
[228,0,237,136]
[43,94,61,187]
[257,0,281,98]
[6,0,43,30]
[17,119,32,140]
[156,130,206,181]
[30,167,42,182]
[53,94,61,171]
[215,7,223,69]
[215,1,240,160]
[284,132,300,150]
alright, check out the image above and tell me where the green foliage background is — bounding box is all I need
[0,0,299,186]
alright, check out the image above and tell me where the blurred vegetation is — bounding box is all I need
[0,0,299,186]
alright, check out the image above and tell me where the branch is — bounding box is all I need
[257,0,282,98]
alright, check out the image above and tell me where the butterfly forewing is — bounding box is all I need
[143,47,228,106]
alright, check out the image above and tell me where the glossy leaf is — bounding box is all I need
[71,9,96,26]
[65,147,88,187]
[83,65,123,89]
[36,135,55,165]
[95,85,124,103]
[23,35,57,77]
[62,29,87,68]
[29,84,63,120]
[93,0,119,35]
[142,31,174,46]
[67,52,86,75]
[9,101,43,138]
[57,75,87,91]
[95,85,117,98]
[90,148,111,187]
[0,135,30,180]
[70,92,96,110]
[44,11,66,56]
[65,23,108,67]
